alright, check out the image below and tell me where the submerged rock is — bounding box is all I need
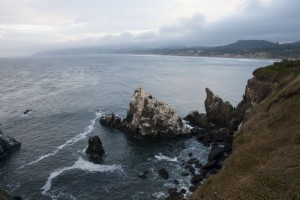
[86,136,105,158]
[0,129,21,161]
[122,87,190,136]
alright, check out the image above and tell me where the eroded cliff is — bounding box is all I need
[192,60,300,199]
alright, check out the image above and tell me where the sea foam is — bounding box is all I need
[155,153,178,162]
[19,112,102,170]
[42,157,123,197]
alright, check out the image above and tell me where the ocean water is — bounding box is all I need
[0,54,273,200]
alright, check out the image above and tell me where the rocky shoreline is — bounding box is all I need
[0,129,21,162]
[99,73,266,199]
[0,129,21,199]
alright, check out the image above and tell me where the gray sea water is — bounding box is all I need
[0,54,273,200]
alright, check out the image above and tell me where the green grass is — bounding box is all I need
[253,59,300,82]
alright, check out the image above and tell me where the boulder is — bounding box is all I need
[122,87,190,136]
[0,130,21,161]
[208,146,224,161]
[85,136,105,158]
[158,168,169,180]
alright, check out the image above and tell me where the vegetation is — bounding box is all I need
[191,60,300,200]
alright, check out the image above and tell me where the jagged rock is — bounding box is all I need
[99,113,123,129]
[85,136,105,158]
[122,87,190,136]
[158,168,169,179]
[0,129,21,161]
[205,88,235,129]
[208,146,224,161]
[184,111,210,128]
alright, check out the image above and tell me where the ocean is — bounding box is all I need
[0,54,273,199]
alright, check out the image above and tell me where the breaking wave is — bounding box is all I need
[19,112,102,170]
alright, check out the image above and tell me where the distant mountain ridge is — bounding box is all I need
[33,40,300,59]
[219,40,279,50]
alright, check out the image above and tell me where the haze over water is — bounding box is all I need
[0,55,273,199]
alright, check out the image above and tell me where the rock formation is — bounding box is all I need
[100,87,190,137]
[0,129,21,161]
[204,88,241,130]
[86,136,105,158]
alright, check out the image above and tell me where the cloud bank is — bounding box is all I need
[0,0,299,56]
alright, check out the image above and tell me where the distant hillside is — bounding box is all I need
[33,40,300,59]
[219,40,279,50]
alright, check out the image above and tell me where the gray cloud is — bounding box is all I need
[0,0,299,56]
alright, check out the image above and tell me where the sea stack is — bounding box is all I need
[86,136,105,158]
[122,87,190,136]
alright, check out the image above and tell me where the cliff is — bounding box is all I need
[191,60,300,199]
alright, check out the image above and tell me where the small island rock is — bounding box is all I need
[86,136,105,158]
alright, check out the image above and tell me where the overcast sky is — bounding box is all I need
[0,0,299,56]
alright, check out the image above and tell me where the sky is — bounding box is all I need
[0,0,299,56]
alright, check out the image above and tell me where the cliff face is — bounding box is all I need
[192,60,300,199]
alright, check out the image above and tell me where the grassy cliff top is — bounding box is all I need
[192,60,300,200]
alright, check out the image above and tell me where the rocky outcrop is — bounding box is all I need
[0,129,21,161]
[85,136,105,158]
[204,88,240,130]
[123,87,190,136]
[99,113,123,129]
[184,111,210,128]
[100,87,190,137]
